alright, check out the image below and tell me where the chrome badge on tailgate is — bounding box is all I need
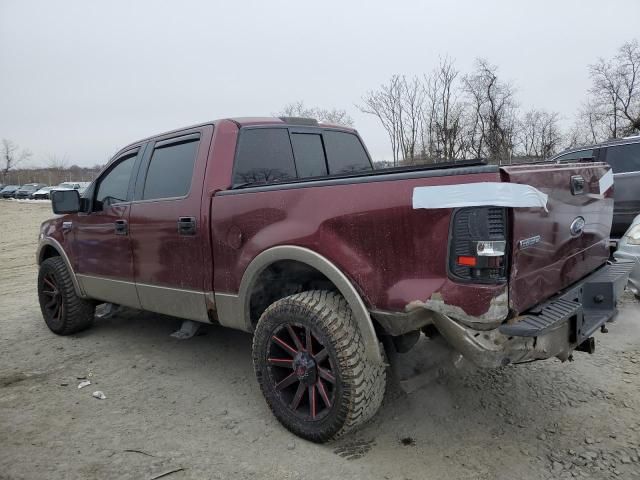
[519,235,541,250]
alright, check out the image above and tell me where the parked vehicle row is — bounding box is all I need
[0,182,90,199]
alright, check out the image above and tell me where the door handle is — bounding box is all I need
[177,216,196,236]
[114,219,128,235]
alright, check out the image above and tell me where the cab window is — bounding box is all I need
[604,143,640,173]
[555,149,593,162]
[323,131,373,174]
[233,128,296,186]
[291,133,327,178]
[142,138,199,200]
[94,154,136,210]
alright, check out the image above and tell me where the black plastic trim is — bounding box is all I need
[219,163,499,196]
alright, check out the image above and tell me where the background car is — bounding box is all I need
[614,214,640,300]
[0,185,21,198]
[14,183,47,199]
[30,186,54,200]
[552,135,640,239]
[77,181,91,195]
[51,182,90,195]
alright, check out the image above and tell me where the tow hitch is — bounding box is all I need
[575,337,596,354]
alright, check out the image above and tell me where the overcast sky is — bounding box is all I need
[1,0,638,168]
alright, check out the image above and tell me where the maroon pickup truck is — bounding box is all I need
[37,117,633,442]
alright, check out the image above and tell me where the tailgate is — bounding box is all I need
[501,162,614,314]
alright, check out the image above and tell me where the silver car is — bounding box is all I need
[614,214,640,299]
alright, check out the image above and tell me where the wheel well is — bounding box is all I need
[249,260,337,328]
[39,245,60,263]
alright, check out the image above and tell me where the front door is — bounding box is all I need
[72,148,143,308]
[128,129,211,321]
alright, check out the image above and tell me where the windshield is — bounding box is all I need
[21,185,39,191]
[56,183,76,188]
[2,185,19,191]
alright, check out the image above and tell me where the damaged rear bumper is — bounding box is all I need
[380,261,635,369]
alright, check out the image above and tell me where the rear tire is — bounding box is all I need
[38,256,95,335]
[252,290,386,443]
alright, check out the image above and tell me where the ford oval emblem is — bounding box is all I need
[570,216,586,236]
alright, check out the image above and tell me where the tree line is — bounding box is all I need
[1,140,101,186]
[285,38,639,166]
[3,38,638,180]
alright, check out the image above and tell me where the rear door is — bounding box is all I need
[501,162,614,314]
[128,126,213,321]
[601,142,640,238]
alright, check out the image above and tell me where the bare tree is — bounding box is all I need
[358,75,403,165]
[278,101,354,127]
[566,100,607,148]
[462,59,518,163]
[358,75,424,165]
[47,154,68,171]
[2,139,32,176]
[616,39,640,133]
[584,39,640,140]
[398,76,424,163]
[423,57,466,161]
[517,109,562,159]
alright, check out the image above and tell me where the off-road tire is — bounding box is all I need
[252,290,386,443]
[38,256,95,335]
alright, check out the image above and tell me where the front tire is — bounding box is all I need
[38,256,95,335]
[252,290,386,443]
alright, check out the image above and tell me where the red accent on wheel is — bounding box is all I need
[266,322,336,421]
[267,358,294,367]
[310,384,317,419]
[271,335,298,356]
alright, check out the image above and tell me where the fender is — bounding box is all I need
[36,237,87,298]
[215,245,384,365]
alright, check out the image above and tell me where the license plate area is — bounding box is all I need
[500,260,634,340]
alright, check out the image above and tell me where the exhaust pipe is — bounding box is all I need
[576,337,595,354]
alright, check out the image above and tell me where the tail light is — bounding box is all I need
[448,207,508,283]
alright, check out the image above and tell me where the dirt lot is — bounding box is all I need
[1,199,639,480]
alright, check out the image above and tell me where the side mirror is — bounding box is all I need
[51,189,80,214]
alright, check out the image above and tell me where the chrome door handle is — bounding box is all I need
[177,216,196,236]
[114,219,128,235]
[62,221,73,232]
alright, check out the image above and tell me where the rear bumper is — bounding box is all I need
[433,260,635,368]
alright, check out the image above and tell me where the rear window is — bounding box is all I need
[323,131,372,174]
[143,138,199,200]
[233,129,296,186]
[291,133,327,178]
[604,143,640,173]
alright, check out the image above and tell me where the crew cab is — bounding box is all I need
[37,117,634,442]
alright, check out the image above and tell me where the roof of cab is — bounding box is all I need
[114,117,357,161]
[552,134,640,160]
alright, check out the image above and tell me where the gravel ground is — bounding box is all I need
[1,199,639,480]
